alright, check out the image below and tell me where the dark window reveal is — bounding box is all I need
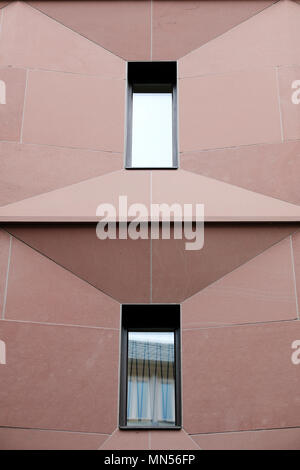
[126,62,178,169]
[119,304,181,429]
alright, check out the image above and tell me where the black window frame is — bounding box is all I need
[125,62,178,170]
[119,304,182,430]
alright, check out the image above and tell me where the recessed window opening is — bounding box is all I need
[126,62,178,169]
[119,304,181,430]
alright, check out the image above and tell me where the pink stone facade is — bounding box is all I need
[1,0,300,450]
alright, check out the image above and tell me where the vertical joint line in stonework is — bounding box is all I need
[20,69,29,144]
[150,0,153,60]
[0,7,4,38]
[290,235,300,321]
[2,235,12,320]
[0,10,3,38]
[275,66,284,143]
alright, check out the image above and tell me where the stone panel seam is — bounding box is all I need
[151,167,300,214]
[180,137,283,156]
[189,424,300,436]
[0,424,111,436]
[0,167,123,209]
[279,63,300,71]
[12,139,124,156]
[0,139,123,154]
[178,0,281,61]
[1,233,11,319]
[2,318,120,331]
[182,427,202,450]
[178,63,300,80]
[150,0,153,60]
[97,428,118,450]
[19,69,29,144]
[181,228,300,305]
[179,138,300,154]
[0,64,126,79]
[283,137,300,145]
[179,139,291,157]
[24,1,126,63]
[275,66,284,142]
[1,228,122,303]
[178,165,300,207]
[182,318,298,332]
[0,3,11,34]
[290,235,300,320]
[0,7,3,37]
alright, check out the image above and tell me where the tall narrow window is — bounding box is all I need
[126,62,178,169]
[119,304,181,430]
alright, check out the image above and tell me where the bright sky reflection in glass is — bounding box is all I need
[127,331,175,427]
[131,93,173,168]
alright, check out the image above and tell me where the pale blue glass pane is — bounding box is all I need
[131,93,173,168]
[127,331,175,427]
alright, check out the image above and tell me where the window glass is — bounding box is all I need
[127,331,175,427]
[131,93,173,168]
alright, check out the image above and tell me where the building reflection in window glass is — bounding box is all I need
[127,331,175,427]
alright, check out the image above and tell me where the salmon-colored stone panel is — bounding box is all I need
[0,229,10,315]
[2,169,300,223]
[179,0,300,77]
[152,223,298,302]
[100,429,200,450]
[28,1,151,61]
[182,237,297,328]
[0,142,123,207]
[22,70,125,152]
[181,141,300,206]
[152,0,275,60]
[179,69,281,152]
[192,427,300,450]
[0,2,9,8]
[3,224,151,303]
[292,231,300,313]
[151,171,300,222]
[0,428,108,450]
[4,238,120,328]
[100,430,149,450]
[150,431,200,450]
[0,67,26,142]
[183,321,300,434]
[0,2,125,76]
[278,65,300,142]
[3,167,300,222]
[0,320,119,433]
[0,170,151,222]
